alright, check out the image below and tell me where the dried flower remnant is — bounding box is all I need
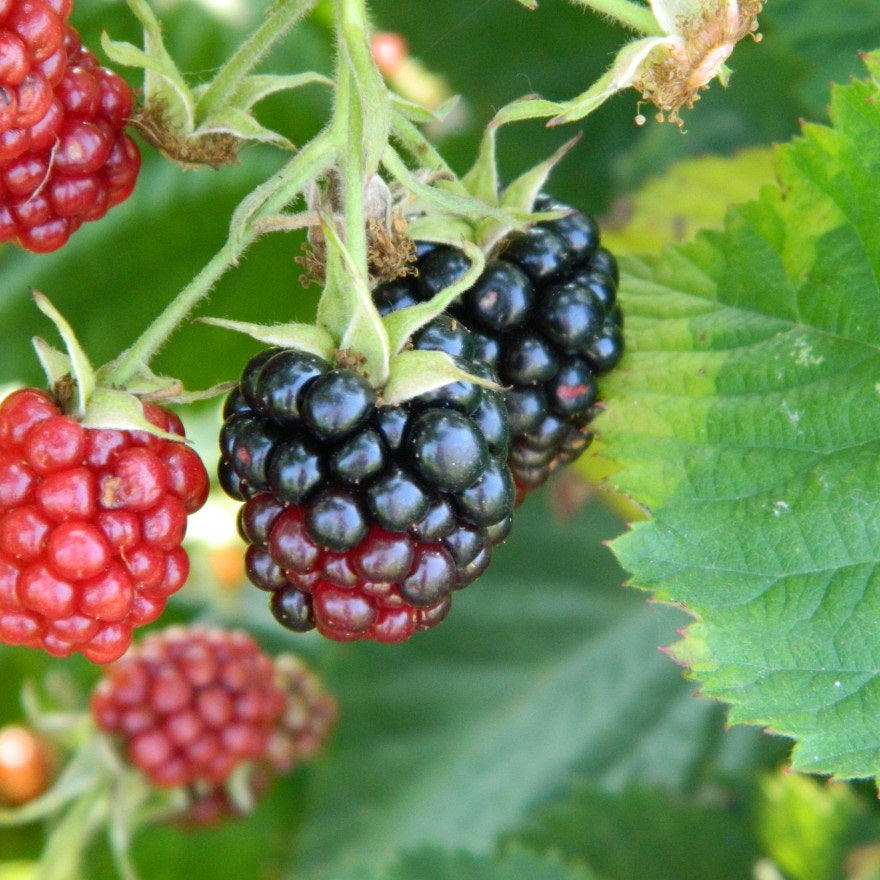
[549,0,765,126]
[631,0,764,125]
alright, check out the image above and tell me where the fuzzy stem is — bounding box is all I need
[390,112,468,194]
[107,128,336,387]
[334,0,369,270]
[567,0,663,34]
[107,240,242,386]
[196,0,319,121]
[36,788,109,880]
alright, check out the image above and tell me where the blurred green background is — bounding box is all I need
[2,1,880,878]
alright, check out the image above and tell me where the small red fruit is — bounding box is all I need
[0,723,53,805]
[91,626,286,789]
[0,0,141,253]
[0,388,210,662]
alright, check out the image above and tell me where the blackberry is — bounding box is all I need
[373,197,623,501]
[218,323,514,643]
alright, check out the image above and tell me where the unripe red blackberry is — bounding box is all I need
[0,388,209,663]
[374,197,623,503]
[218,321,514,643]
[91,625,286,789]
[0,6,140,253]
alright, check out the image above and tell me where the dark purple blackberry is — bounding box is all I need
[218,323,513,643]
[372,196,623,502]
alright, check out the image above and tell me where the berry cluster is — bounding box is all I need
[375,196,623,502]
[218,322,514,643]
[0,0,140,253]
[91,625,286,789]
[0,388,209,663]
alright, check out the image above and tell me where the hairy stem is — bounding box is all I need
[334,0,370,270]
[567,0,663,34]
[196,0,320,121]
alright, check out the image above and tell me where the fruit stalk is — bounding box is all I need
[108,0,392,388]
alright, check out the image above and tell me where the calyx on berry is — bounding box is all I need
[102,0,332,167]
[31,291,228,434]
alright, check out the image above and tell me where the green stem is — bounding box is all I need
[196,0,319,121]
[107,240,242,387]
[108,129,337,387]
[333,0,369,271]
[36,788,109,880]
[567,0,663,34]
[390,112,468,195]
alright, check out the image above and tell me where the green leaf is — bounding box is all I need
[757,774,864,880]
[291,498,731,877]
[601,53,880,780]
[600,147,776,254]
[511,782,763,880]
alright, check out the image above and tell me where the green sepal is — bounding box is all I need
[382,350,501,407]
[488,94,567,129]
[319,219,390,385]
[31,338,72,390]
[80,388,186,441]
[499,133,581,216]
[391,92,461,124]
[201,72,332,116]
[103,0,327,161]
[383,240,486,356]
[545,67,630,126]
[101,0,194,133]
[461,126,500,207]
[405,215,474,245]
[196,317,337,363]
[194,106,294,150]
[381,146,518,228]
[476,133,581,250]
[32,291,95,416]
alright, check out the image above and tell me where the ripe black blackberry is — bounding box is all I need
[218,320,514,643]
[374,196,623,502]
